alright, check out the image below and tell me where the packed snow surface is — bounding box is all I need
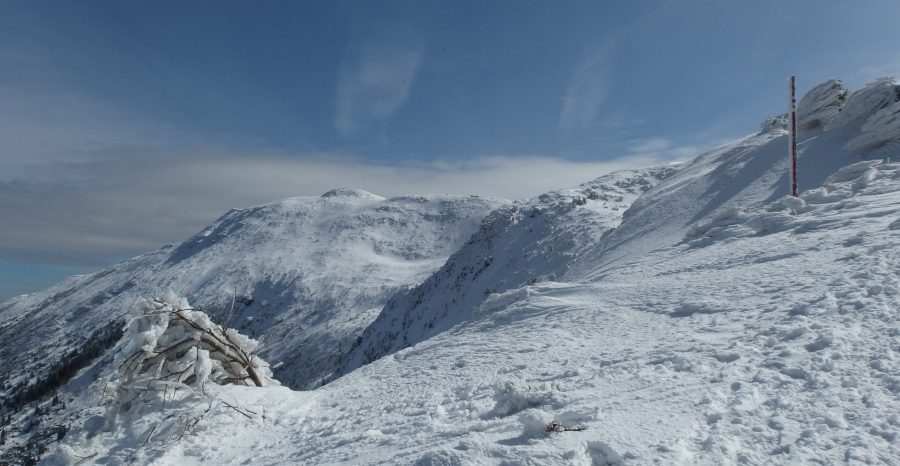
[2,78,899,465]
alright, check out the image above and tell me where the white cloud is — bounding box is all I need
[559,43,615,133]
[334,41,424,137]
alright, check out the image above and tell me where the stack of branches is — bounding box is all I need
[113,293,277,406]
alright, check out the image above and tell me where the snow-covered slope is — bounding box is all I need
[0,189,507,408]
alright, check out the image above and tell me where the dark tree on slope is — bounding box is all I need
[0,322,123,415]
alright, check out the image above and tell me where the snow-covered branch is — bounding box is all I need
[111,293,278,406]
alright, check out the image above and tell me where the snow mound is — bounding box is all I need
[797,79,847,130]
[824,159,882,185]
[485,379,564,419]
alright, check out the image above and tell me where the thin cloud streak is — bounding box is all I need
[559,43,615,133]
[335,41,425,137]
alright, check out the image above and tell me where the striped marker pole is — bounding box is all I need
[789,76,799,197]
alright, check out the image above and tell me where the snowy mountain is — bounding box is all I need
[3,77,900,465]
[0,189,506,415]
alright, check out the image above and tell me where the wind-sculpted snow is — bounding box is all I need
[797,79,847,130]
[826,77,899,131]
[846,99,900,152]
[340,165,678,375]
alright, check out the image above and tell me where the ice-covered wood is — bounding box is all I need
[114,293,278,398]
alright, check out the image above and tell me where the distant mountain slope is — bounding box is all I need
[0,190,508,406]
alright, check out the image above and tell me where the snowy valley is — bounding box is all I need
[1,77,899,465]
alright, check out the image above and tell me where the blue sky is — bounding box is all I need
[2,0,900,300]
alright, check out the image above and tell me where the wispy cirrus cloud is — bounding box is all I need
[334,36,425,137]
[559,43,616,133]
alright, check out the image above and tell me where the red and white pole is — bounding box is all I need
[789,76,798,197]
